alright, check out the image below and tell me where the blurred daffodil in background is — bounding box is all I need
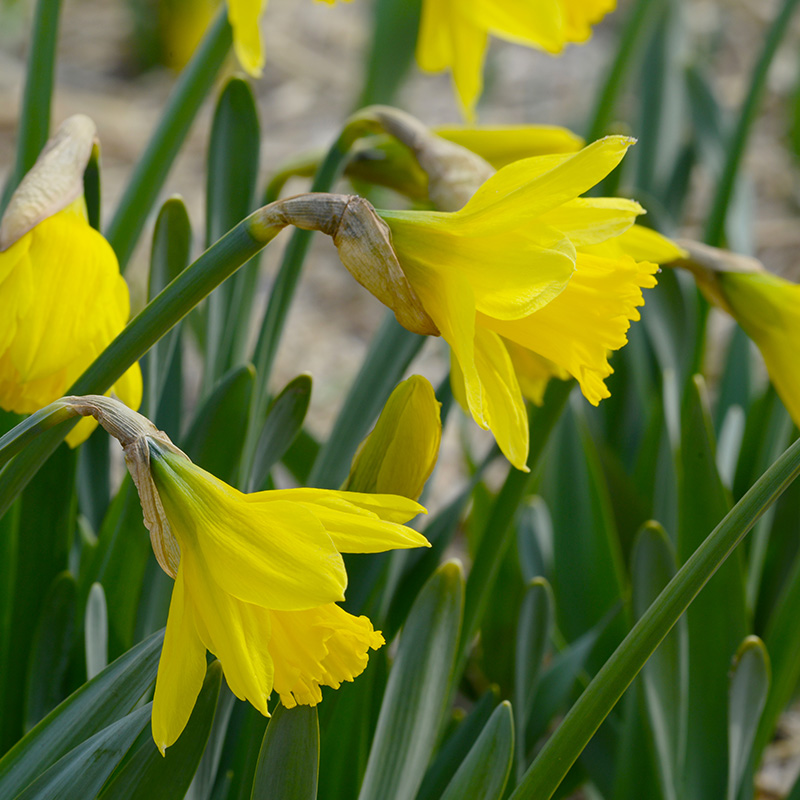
[417,0,616,118]
[375,135,682,469]
[0,116,141,447]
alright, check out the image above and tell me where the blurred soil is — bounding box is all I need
[1,2,800,791]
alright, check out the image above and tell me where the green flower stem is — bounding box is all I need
[0,219,272,520]
[704,0,800,247]
[105,7,232,271]
[511,434,800,800]
[0,402,76,472]
[0,0,62,214]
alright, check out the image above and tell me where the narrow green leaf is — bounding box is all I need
[510,431,800,800]
[188,686,236,800]
[98,662,222,800]
[318,652,386,800]
[0,500,20,752]
[440,701,514,800]
[84,582,108,681]
[359,0,420,107]
[631,522,686,800]
[516,498,553,584]
[23,572,76,731]
[247,374,312,492]
[727,637,770,800]
[704,0,800,245]
[251,704,319,800]
[358,561,464,800]
[2,444,77,747]
[461,380,572,659]
[77,428,111,533]
[83,478,151,659]
[514,578,553,774]
[0,629,163,797]
[0,0,62,213]
[677,376,747,800]
[106,8,232,269]
[184,365,255,483]
[542,401,627,669]
[525,609,616,748]
[308,314,424,489]
[15,704,151,800]
[211,704,268,800]
[146,197,192,419]
[204,77,260,389]
[415,689,499,800]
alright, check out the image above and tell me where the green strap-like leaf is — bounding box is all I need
[251,704,319,800]
[0,629,163,797]
[247,375,312,492]
[358,562,464,800]
[514,578,553,775]
[23,572,76,731]
[98,662,223,800]
[0,0,62,214]
[14,705,152,800]
[630,521,686,800]
[84,582,108,681]
[726,637,770,800]
[440,702,514,800]
[415,689,499,800]
[184,364,255,484]
[105,7,232,270]
[204,77,261,390]
[677,375,746,800]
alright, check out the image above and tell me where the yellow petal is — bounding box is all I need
[270,603,384,708]
[612,223,687,264]
[186,552,275,715]
[228,0,267,77]
[435,124,584,169]
[150,450,348,610]
[486,252,658,405]
[539,197,644,247]
[250,488,430,551]
[345,375,441,500]
[151,563,208,755]
[460,327,530,470]
[719,271,800,427]
[457,136,635,233]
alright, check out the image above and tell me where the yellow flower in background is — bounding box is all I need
[377,136,682,469]
[435,123,584,169]
[0,116,141,447]
[717,271,800,427]
[417,0,616,118]
[344,375,442,501]
[146,442,429,752]
[228,0,346,77]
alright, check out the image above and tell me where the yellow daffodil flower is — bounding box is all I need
[0,116,141,447]
[716,271,800,426]
[344,375,442,500]
[375,136,683,469]
[417,0,616,118]
[44,393,433,752]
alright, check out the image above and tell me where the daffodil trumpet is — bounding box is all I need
[35,394,430,755]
